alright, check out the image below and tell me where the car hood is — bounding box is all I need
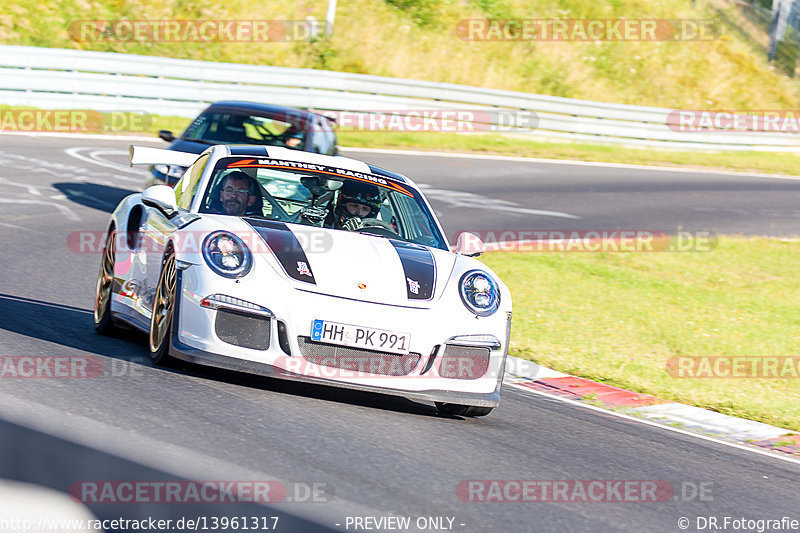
[168,139,212,156]
[224,218,457,308]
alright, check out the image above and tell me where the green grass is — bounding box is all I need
[5,1,800,174]
[1,0,799,110]
[480,237,800,431]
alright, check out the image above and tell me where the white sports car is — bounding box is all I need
[94,144,511,416]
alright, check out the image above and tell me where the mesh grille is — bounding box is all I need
[214,309,271,350]
[440,345,490,380]
[297,337,421,376]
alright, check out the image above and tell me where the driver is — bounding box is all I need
[282,126,305,149]
[332,181,383,231]
[217,172,257,216]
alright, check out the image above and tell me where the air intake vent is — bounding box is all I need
[214,309,270,350]
[439,345,490,380]
[297,337,421,376]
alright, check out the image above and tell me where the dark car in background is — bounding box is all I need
[150,101,338,186]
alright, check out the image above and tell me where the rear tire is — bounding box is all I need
[93,230,118,335]
[149,248,177,366]
[435,402,494,417]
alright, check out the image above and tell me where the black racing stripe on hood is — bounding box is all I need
[244,219,316,284]
[390,240,435,300]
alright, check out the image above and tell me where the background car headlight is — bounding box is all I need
[459,270,500,316]
[153,164,187,179]
[202,231,252,278]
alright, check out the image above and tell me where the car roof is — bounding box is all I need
[204,101,328,121]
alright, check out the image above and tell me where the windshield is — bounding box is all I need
[182,111,309,150]
[198,157,448,250]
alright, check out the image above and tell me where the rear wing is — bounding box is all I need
[129,145,199,167]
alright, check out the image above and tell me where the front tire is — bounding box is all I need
[149,248,176,366]
[93,230,118,335]
[435,402,494,417]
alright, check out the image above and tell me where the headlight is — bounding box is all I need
[202,231,252,278]
[459,270,500,316]
[153,164,187,179]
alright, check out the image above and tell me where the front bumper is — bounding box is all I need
[170,269,511,408]
[169,337,504,407]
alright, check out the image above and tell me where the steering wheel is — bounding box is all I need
[355,218,399,237]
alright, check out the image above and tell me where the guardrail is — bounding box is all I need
[1,44,798,151]
[0,415,330,531]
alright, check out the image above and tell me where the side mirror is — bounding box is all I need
[454,232,485,257]
[142,185,179,217]
[158,130,175,143]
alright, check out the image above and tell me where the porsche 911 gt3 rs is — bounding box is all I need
[94,144,511,416]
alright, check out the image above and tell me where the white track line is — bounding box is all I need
[342,147,800,180]
[0,198,80,221]
[0,131,159,142]
[507,382,800,466]
[2,131,797,180]
[64,147,144,177]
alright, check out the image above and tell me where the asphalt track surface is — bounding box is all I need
[0,133,799,532]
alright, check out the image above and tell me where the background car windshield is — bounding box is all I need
[182,112,307,148]
[199,160,448,250]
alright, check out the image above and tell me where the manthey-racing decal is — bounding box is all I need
[226,158,414,197]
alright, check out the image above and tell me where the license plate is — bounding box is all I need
[310,320,410,355]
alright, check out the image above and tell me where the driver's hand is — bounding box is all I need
[300,206,328,225]
[342,217,365,231]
